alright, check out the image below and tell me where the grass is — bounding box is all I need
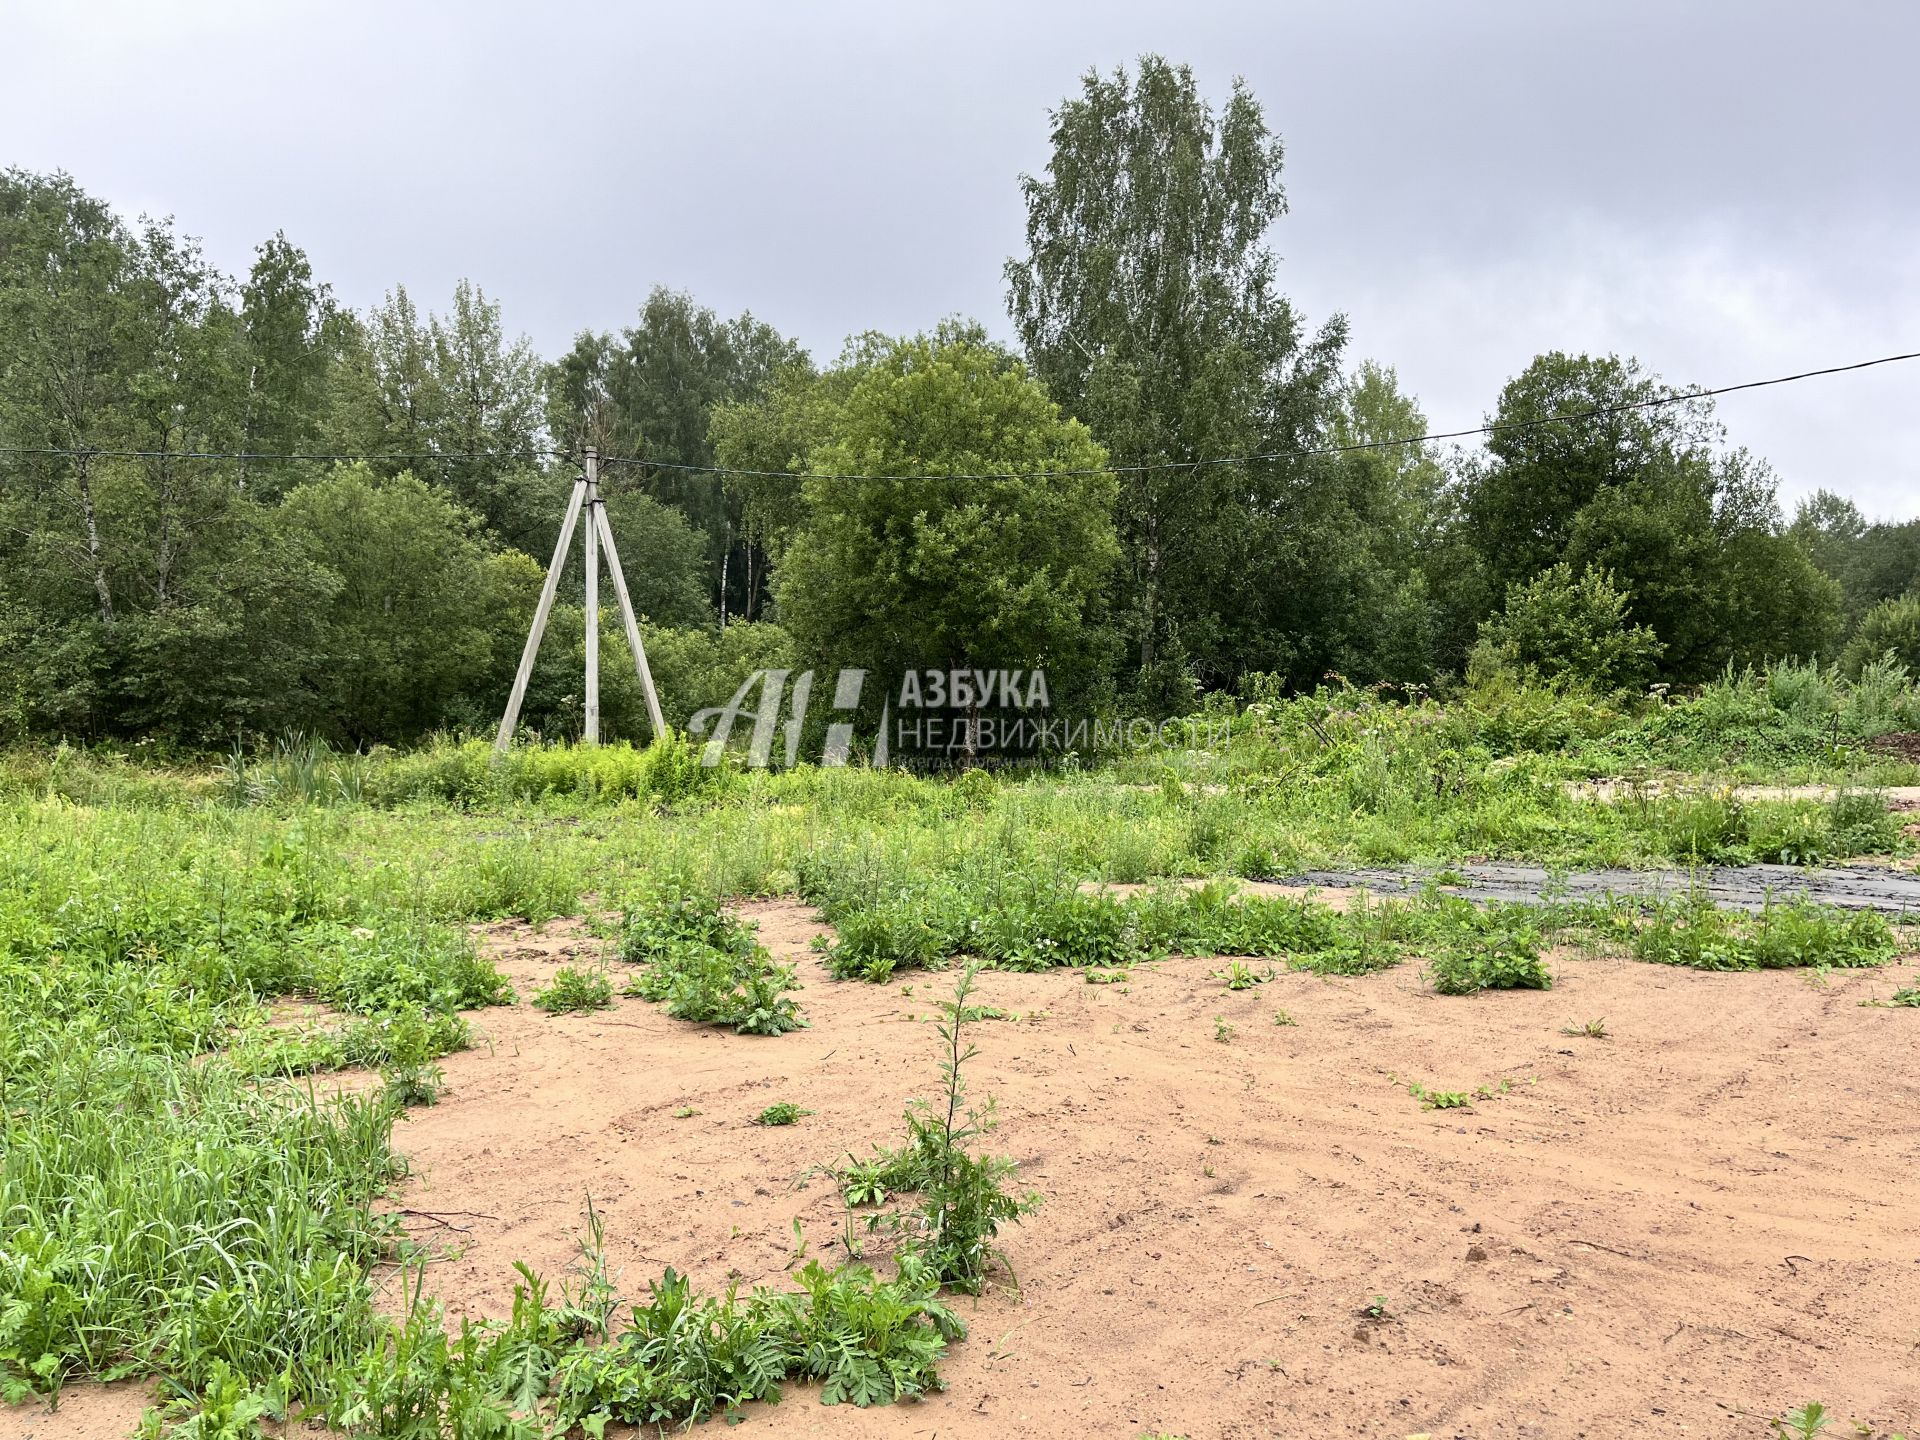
[5,664,1918,1427]
[532,965,614,1015]
[1624,892,1898,971]
[619,890,806,1035]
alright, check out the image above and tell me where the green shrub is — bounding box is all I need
[1841,595,1920,677]
[1470,562,1664,693]
[533,966,615,1015]
[753,1103,812,1126]
[1631,893,1896,971]
[1823,790,1900,857]
[1426,905,1550,994]
[620,895,805,1035]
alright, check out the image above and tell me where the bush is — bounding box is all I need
[1841,594,1920,677]
[1630,893,1896,971]
[1426,906,1551,994]
[620,893,805,1035]
[1471,562,1664,692]
[532,965,615,1015]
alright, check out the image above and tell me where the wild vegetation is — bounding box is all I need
[2,660,1915,1432]
[4,42,1917,1440]
[5,58,1917,754]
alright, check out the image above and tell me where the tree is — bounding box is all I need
[774,324,1119,742]
[710,355,853,615]
[275,465,532,743]
[1463,352,1840,681]
[1841,594,1920,676]
[1792,490,1920,633]
[327,282,554,551]
[547,288,807,619]
[1006,56,1346,692]
[0,170,151,631]
[237,233,347,497]
[1470,562,1664,692]
[571,489,713,629]
[0,170,299,738]
[1464,352,1719,602]
[1291,361,1458,683]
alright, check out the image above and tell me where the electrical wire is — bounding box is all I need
[601,349,1920,482]
[1,349,1912,480]
[0,445,561,463]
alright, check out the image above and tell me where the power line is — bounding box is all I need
[0,444,561,463]
[1,349,1913,479]
[602,349,1920,482]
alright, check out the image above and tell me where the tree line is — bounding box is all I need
[3,55,1916,750]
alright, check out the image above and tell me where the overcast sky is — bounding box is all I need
[8,0,1916,517]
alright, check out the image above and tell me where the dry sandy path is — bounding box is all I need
[11,903,1919,1440]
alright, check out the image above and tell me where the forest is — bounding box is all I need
[3,55,1918,753]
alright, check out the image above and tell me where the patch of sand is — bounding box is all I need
[16,902,1920,1439]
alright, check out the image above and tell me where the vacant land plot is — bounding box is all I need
[8,676,1920,1439]
[12,895,1917,1439]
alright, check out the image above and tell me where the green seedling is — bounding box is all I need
[752,1103,813,1126]
[533,965,614,1015]
[1407,1081,1471,1110]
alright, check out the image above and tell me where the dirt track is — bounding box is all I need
[12,903,1919,1440]
[1275,862,1920,915]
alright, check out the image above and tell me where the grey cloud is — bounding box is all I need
[7,0,1915,514]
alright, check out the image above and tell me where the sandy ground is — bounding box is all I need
[10,903,1919,1440]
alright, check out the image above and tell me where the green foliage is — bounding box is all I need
[1427,906,1551,994]
[548,287,806,621]
[548,1256,960,1428]
[1472,562,1663,692]
[1629,893,1897,972]
[1462,352,1841,681]
[532,965,615,1015]
[835,966,1036,1294]
[136,1359,273,1440]
[0,803,523,1409]
[1214,959,1273,990]
[1006,56,1348,690]
[274,466,533,744]
[217,733,730,812]
[620,892,805,1035]
[1841,593,1920,676]
[1407,1083,1470,1110]
[774,322,1120,743]
[753,1103,812,1127]
[381,1060,445,1107]
[1769,1403,1833,1439]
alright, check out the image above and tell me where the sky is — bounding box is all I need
[7,0,1917,518]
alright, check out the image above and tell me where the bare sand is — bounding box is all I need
[11,902,1919,1440]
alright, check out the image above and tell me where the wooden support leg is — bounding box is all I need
[494,475,586,753]
[593,500,667,741]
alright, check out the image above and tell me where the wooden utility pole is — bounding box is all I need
[494,446,666,752]
[583,448,601,742]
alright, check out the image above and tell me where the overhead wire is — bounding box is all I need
[599,349,1920,482]
[0,349,1913,480]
